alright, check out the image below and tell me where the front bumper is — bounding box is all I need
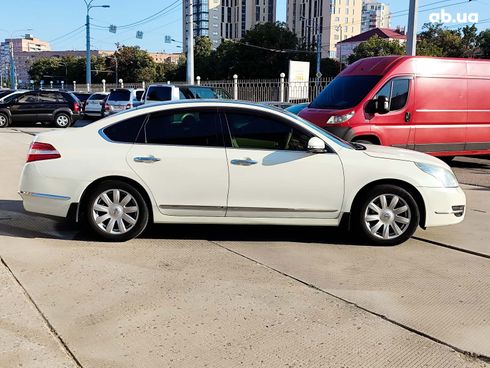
[419,186,466,227]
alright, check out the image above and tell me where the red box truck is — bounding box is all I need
[299,56,490,160]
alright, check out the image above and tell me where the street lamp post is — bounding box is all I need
[84,0,110,92]
[336,25,343,72]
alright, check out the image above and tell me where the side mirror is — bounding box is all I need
[307,137,327,153]
[376,95,390,114]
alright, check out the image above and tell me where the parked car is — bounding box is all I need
[0,90,81,128]
[84,92,109,119]
[103,88,143,116]
[142,84,231,104]
[286,102,309,115]
[299,56,490,161]
[73,92,92,112]
[19,100,465,245]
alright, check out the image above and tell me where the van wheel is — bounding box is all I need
[54,113,71,128]
[0,113,9,128]
[84,180,149,242]
[354,185,419,246]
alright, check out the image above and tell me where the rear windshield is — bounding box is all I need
[88,93,107,100]
[310,75,382,110]
[108,90,131,101]
[146,87,172,101]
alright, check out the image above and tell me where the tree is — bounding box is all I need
[479,29,490,58]
[416,23,465,57]
[348,35,405,64]
[113,45,157,82]
[28,55,108,84]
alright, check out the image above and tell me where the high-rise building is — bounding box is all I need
[361,0,390,32]
[287,0,363,59]
[183,0,276,51]
[0,34,51,86]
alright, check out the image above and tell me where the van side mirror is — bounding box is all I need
[366,96,390,115]
[307,137,327,153]
[376,95,390,114]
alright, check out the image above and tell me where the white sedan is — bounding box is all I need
[19,100,466,245]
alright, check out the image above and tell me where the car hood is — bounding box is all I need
[362,144,449,168]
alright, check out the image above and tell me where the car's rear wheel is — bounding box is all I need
[0,113,9,128]
[84,180,149,241]
[54,113,71,128]
[355,185,419,246]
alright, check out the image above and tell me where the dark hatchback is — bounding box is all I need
[0,90,81,128]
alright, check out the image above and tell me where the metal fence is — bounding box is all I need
[29,76,333,103]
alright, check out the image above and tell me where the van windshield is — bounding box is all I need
[310,75,382,109]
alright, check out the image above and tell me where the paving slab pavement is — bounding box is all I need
[0,257,77,368]
[218,238,490,358]
[416,184,490,257]
[0,236,486,368]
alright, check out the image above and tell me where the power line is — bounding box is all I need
[48,25,85,43]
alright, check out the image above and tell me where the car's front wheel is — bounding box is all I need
[54,113,71,128]
[0,112,9,128]
[355,185,420,246]
[84,180,149,241]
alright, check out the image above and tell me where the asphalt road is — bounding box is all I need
[0,126,489,368]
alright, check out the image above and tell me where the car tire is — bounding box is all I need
[54,113,71,128]
[354,185,420,246]
[0,113,9,128]
[84,180,149,242]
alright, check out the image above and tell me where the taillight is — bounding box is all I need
[27,142,61,163]
[126,103,132,109]
[73,102,80,113]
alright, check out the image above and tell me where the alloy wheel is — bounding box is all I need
[56,114,69,127]
[364,194,411,240]
[0,114,7,127]
[91,189,139,235]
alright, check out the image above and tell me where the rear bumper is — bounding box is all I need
[19,163,86,218]
[419,186,466,227]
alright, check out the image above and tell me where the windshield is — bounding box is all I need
[1,93,22,103]
[88,93,107,101]
[310,75,382,110]
[108,90,131,101]
[147,87,172,101]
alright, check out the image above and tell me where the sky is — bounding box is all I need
[0,0,488,53]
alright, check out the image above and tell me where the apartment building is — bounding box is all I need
[183,0,276,51]
[287,0,362,58]
[361,0,390,32]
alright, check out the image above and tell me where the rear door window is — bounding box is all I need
[140,108,222,147]
[103,115,147,143]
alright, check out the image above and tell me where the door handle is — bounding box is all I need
[230,158,258,166]
[133,155,161,163]
[405,112,411,122]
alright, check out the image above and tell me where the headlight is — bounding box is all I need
[326,111,354,124]
[415,163,459,188]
